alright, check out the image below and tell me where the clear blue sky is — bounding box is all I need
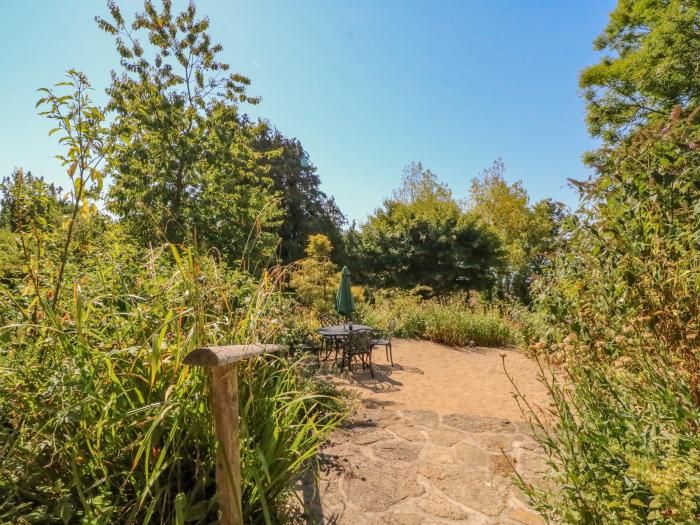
[0,1,614,223]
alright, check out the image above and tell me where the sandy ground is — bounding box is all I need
[339,338,550,421]
[299,339,553,524]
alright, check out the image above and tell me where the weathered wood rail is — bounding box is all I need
[183,344,285,525]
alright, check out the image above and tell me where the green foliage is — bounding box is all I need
[0,169,67,233]
[518,358,700,525]
[357,162,504,293]
[359,289,519,348]
[0,229,21,283]
[98,0,281,262]
[35,70,110,310]
[0,240,345,524]
[289,234,339,313]
[467,159,565,302]
[469,159,532,267]
[580,0,700,143]
[520,109,700,522]
[0,35,347,522]
[0,170,68,292]
[523,9,700,519]
[253,126,346,263]
[305,233,333,258]
[239,355,350,522]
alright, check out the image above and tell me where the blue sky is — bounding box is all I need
[0,1,614,223]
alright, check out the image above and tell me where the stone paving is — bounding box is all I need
[300,401,549,524]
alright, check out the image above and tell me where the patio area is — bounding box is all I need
[299,339,552,525]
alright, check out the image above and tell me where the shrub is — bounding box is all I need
[289,235,339,314]
[516,357,700,524]
[518,111,700,522]
[359,289,519,347]
[0,241,347,524]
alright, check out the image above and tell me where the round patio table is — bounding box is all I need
[317,324,374,369]
[317,324,373,337]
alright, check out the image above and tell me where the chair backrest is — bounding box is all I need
[318,313,341,327]
[387,318,397,334]
[347,329,372,355]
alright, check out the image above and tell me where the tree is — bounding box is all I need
[252,126,346,263]
[0,169,67,233]
[468,159,532,267]
[37,71,110,309]
[580,0,700,143]
[467,159,564,301]
[358,163,503,294]
[0,169,65,285]
[289,234,339,312]
[97,0,281,262]
[391,161,453,205]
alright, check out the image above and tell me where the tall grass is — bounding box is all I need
[0,240,346,524]
[358,289,520,347]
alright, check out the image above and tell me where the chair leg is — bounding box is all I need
[388,342,393,366]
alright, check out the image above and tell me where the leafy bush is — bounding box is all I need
[518,356,700,524]
[289,234,340,314]
[519,110,700,523]
[0,236,346,524]
[359,289,519,347]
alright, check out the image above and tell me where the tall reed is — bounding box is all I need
[0,240,346,524]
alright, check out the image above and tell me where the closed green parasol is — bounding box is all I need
[335,266,355,318]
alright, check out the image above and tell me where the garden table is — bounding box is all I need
[317,324,374,370]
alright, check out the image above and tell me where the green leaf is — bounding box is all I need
[174,493,186,525]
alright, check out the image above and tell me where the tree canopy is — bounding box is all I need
[580,0,700,143]
[252,126,346,263]
[356,163,503,294]
[289,234,339,313]
[467,160,564,300]
[98,0,281,263]
[0,169,67,234]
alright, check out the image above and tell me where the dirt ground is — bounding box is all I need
[298,339,552,525]
[341,339,550,421]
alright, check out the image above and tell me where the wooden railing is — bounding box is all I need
[183,344,285,525]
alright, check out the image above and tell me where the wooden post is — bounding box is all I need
[183,344,285,525]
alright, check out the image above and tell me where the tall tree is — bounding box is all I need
[358,163,503,293]
[468,159,564,301]
[97,0,281,262]
[580,0,700,143]
[252,126,346,263]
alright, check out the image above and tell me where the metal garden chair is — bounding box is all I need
[371,318,396,366]
[345,329,374,377]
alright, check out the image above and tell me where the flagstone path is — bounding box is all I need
[300,339,552,525]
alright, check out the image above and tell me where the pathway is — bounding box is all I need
[301,339,551,524]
